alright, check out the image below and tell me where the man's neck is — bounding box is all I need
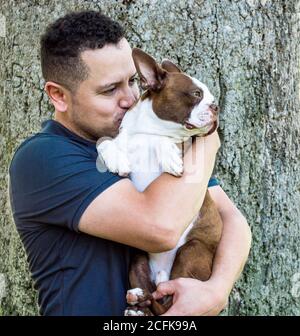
[54,112,97,143]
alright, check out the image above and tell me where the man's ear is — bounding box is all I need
[132,48,167,91]
[44,82,70,113]
[161,59,182,73]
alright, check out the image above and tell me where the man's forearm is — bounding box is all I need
[209,211,252,298]
[151,193,252,316]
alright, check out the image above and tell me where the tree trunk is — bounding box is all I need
[0,0,299,315]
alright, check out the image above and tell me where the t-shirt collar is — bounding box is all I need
[41,119,97,147]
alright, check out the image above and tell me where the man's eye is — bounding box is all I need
[103,87,116,95]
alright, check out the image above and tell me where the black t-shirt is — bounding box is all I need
[9,119,132,316]
[9,119,220,316]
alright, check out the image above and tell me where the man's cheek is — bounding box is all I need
[93,100,113,115]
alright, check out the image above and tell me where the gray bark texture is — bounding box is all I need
[0,0,299,315]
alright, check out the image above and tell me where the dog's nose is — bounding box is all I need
[209,103,219,115]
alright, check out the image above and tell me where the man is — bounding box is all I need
[9,10,251,316]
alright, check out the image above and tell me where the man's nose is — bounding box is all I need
[119,88,138,109]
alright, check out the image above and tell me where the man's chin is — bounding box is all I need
[100,127,120,139]
[94,122,122,140]
[110,130,120,138]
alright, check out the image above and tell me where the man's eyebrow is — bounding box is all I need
[97,72,138,90]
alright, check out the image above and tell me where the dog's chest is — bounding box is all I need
[117,101,196,284]
[127,134,195,285]
[128,134,165,192]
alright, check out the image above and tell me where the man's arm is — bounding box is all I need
[79,133,220,253]
[207,185,252,298]
[152,185,252,316]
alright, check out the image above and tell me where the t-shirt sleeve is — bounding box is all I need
[208,176,220,188]
[9,136,122,232]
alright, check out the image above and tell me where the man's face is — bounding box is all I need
[68,38,140,140]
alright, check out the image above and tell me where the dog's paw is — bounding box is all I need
[97,140,131,177]
[126,288,148,305]
[124,307,145,316]
[124,306,153,316]
[156,140,183,176]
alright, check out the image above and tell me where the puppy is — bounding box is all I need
[97,48,223,316]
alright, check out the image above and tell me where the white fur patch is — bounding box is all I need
[127,288,144,305]
[186,77,215,129]
[149,219,196,284]
[124,309,145,316]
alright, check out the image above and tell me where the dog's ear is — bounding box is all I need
[161,59,182,73]
[132,48,167,91]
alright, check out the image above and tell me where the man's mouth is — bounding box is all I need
[116,119,122,129]
[116,112,127,126]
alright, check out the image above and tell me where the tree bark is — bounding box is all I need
[0,0,299,315]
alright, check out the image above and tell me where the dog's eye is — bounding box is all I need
[193,90,203,98]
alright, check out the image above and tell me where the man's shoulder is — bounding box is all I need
[16,132,83,153]
[10,132,91,175]
[16,131,91,155]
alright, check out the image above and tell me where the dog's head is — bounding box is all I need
[132,48,219,136]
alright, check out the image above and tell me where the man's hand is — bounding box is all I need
[152,277,228,316]
[151,186,251,316]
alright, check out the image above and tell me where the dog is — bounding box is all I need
[97,48,223,316]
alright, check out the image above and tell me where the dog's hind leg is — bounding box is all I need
[125,251,171,316]
[170,239,214,281]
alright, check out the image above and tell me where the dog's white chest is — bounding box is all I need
[128,135,163,192]
[127,134,194,285]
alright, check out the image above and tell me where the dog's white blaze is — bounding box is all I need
[187,77,215,128]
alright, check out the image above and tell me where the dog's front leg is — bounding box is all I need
[125,252,155,316]
[155,138,183,177]
[125,252,171,316]
[96,133,131,177]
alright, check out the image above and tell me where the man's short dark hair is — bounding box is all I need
[40,10,125,93]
